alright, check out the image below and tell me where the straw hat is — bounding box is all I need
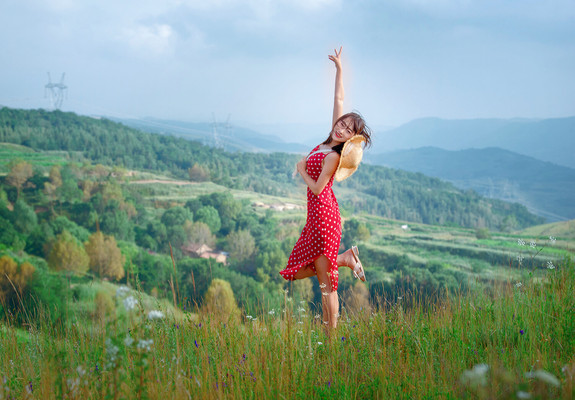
[334,135,366,182]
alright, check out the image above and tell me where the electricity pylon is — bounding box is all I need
[45,72,67,110]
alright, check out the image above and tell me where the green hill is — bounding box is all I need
[366,146,575,222]
[0,107,544,230]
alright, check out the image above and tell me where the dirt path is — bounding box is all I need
[129,179,196,185]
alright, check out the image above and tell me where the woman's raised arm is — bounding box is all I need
[329,47,344,127]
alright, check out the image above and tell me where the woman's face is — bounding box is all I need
[331,117,355,144]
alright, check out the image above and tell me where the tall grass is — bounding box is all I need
[1,258,574,399]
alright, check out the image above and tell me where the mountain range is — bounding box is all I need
[365,147,575,222]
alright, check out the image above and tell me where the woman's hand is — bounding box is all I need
[329,47,343,70]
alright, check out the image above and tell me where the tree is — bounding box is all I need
[0,255,35,304]
[341,219,371,250]
[194,205,221,233]
[161,206,193,227]
[48,230,89,276]
[12,198,38,234]
[184,221,216,248]
[226,230,255,262]
[201,278,240,321]
[188,163,210,182]
[6,161,33,198]
[85,231,125,280]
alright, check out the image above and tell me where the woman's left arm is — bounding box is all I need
[297,153,340,196]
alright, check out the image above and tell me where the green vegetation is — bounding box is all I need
[0,258,573,399]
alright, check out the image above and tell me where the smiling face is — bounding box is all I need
[330,117,356,144]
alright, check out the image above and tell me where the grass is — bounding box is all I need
[1,259,574,399]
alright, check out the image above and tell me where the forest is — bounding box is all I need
[0,107,550,325]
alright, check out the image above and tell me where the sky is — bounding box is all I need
[1,0,574,140]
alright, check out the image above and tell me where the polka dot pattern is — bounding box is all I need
[280,145,342,292]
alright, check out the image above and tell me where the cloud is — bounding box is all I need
[120,24,177,57]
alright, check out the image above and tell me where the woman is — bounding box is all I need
[279,47,372,331]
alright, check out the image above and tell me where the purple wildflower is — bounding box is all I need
[195,339,199,348]
[520,329,525,335]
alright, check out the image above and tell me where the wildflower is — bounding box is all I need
[515,282,523,288]
[517,391,532,399]
[398,296,402,301]
[147,310,165,320]
[460,364,489,387]
[297,330,303,335]
[116,285,130,298]
[314,314,320,319]
[322,292,329,296]
[524,369,560,387]
[317,342,323,345]
[517,254,524,264]
[287,297,293,302]
[284,289,289,294]
[298,307,306,313]
[529,240,536,248]
[341,336,346,342]
[297,321,303,324]
[137,339,153,352]
[246,315,253,320]
[549,236,556,244]
[268,309,275,315]
[123,296,138,311]
[319,283,327,289]
[520,329,525,335]
[124,335,134,347]
[518,239,526,246]
[547,261,555,270]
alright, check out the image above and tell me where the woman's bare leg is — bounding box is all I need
[337,248,357,270]
[293,264,316,279]
[314,255,339,331]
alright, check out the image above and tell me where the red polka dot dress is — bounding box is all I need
[280,145,342,292]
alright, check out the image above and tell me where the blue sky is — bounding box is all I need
[1,0,574,138]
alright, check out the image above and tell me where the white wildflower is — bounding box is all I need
[314,314,321,319]
[547,261,555,270]
[398,296,403,301]
[297,330,303,335]
[268,309,275,315]
[123,296,138,311]
[524,369,561,387]
[246,315,253,320]
[124,335,134,347]
[298,307,306,313]
[517,254,524,264]
[460,364,489,387]
[321,292,329,296]
[284,289,289,294]
[518,239,526,246]
[300,300,306,304]
[516,391,532,399]
[319,283,327,289]
[137,339,154,352]
[515,282,523,288]
[115,285,130,298]
[147,310,165,320]
[297,321,303,324]
[549,236,556,244]
[529,240,536,248]
[317,342,323,345]
[287,297,293,302]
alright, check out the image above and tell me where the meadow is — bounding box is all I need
[1,253,573,399]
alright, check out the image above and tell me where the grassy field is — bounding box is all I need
[1,258,573,399]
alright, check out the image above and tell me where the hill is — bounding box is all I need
[519,219,575,240]
[112,116,309,154]
[366,147,575,222]
[0,107,544,230]
[371,116,575,169]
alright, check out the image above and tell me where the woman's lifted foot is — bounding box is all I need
[351,245,366,282]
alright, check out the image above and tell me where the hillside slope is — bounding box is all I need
[367,146,575,222]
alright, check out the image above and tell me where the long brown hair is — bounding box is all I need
[322,112,372,154]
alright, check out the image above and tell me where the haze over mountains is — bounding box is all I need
[117,114,575,222]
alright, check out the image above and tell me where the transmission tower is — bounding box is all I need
[45,72,67,110]
[211,113,223,149]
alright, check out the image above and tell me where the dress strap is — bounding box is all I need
[306,148,334,161]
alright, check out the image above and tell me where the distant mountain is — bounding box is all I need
[112,117,309,154]
[366,147,575,222]
[371,117,575,169]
